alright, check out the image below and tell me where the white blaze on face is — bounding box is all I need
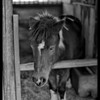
[58,30,65,49]
[38,40,45,55]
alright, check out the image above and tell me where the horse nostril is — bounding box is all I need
[32,77,41,86]
[32,76,37,83]
[40,77,46,84]
[32,76,46,87]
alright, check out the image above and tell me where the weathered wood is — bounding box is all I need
[20,59,97,71]
[81,6,90,57]
[3,1,5,100]
[74,4,96,58]
[3,0,16,100]
[13,15,21,100]
[71,68,97,98]
[87,8,95,58]
[85,8,95,58]
[73,2,95,8]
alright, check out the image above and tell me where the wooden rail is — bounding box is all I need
[73,2,95,8]
[20,59,97,71]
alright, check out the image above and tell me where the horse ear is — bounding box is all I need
[29,17,39,30]
[53,20,64,32]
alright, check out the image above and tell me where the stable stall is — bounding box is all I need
[3,0,98,100]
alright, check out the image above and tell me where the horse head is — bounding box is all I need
[29,12,64,87]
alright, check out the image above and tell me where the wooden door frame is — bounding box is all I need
[3,0,16,100]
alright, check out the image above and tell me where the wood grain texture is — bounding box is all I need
[83,7,95,58]
[87,8,95,58]
[20,59,97,71]
[72,2,95,8]
[73,4,95,58]
[13,15,21,100]
[3,0,16,100]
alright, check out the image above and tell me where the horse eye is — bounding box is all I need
[49,46,55,51]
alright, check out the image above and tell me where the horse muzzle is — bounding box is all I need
[32,76,47,87]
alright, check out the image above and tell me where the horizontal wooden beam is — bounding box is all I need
[20,59,97,71]
[72,2,95,8]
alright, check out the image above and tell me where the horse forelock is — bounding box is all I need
[36,11,60,22]
[29,12,66,53]
[29,12,59,43]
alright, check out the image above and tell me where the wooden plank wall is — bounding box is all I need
[94,0,98,58]
[72,0,95,5]
[73,4,96,58]
[3,0,16,100]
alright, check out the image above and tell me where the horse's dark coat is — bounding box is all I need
[28,12,84,99]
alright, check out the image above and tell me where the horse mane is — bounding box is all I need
[29,11,60,43]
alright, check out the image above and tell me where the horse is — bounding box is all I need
[28,12,84,100]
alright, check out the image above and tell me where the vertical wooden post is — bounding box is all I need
[81,6,90,57]
[13,15,21,100]
[74,4,95,58]
[3,0,16,100]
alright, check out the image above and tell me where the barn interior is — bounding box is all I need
[13,0,98,100]
[3,0,98,100]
